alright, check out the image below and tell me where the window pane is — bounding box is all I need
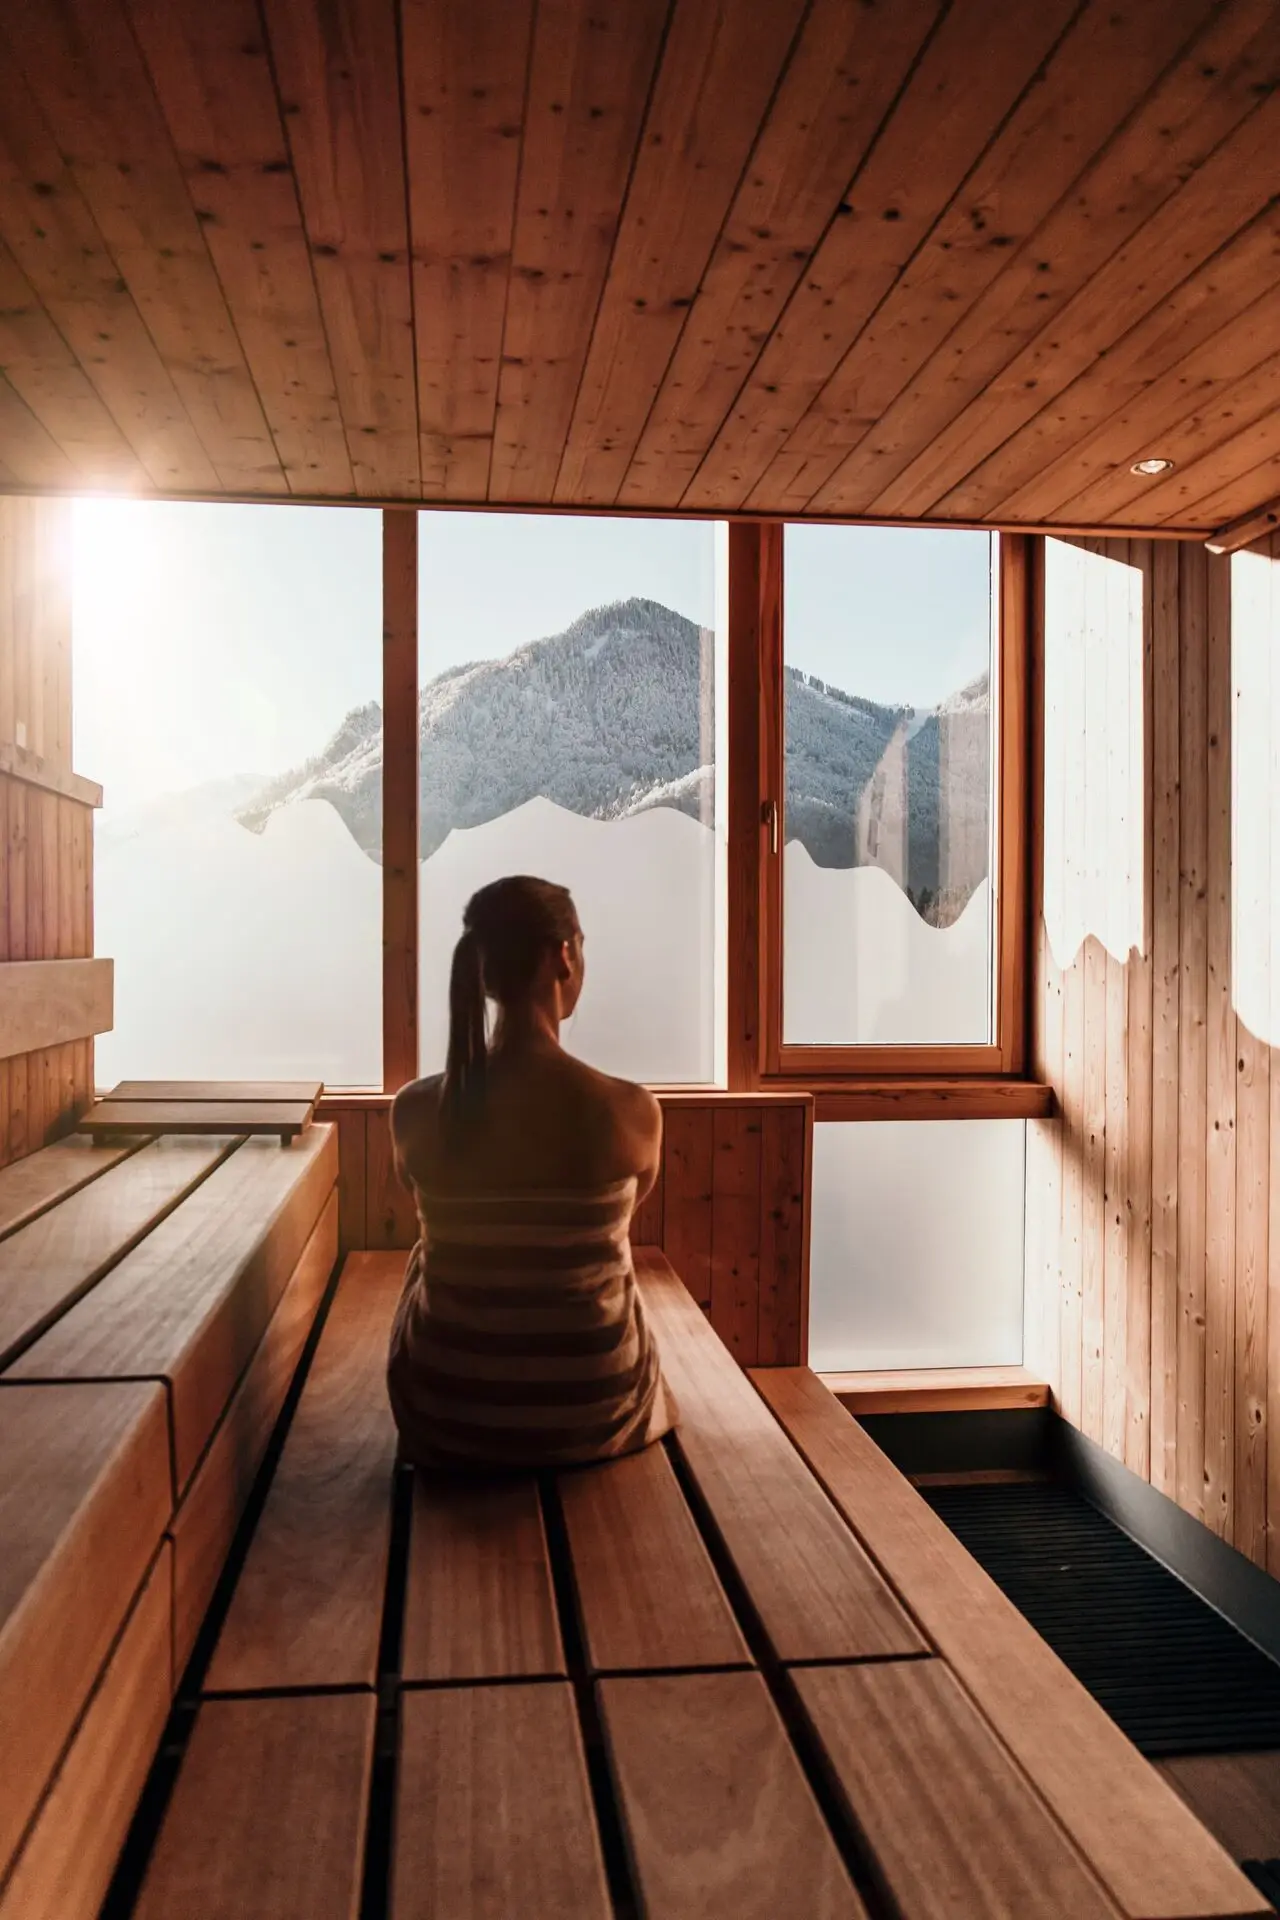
[783,525,996,1046]
[74,501,382,1088]
[808,1120,1025,1370]
[417,512,725,1083]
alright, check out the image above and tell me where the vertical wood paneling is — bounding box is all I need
[757,1106,806,1366]
[709,1108,763,1364]
[0,497,95,1170]
[660,1107,715,1309]
[1031,534,1280,1568]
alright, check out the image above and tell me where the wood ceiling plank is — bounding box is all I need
[1145,413,1280,529]
[403,0,534,503]
[0,58,218,491]
[598,1670,866,1919]
[619,0,942,510]
[263,0,420,498]
[809,0,1280,522]
[746,0,1227,517]
[2,0,286,495]
[0,240,147,488]
[553,0,808,508]
[680,0,1078,512]
[126,0,355,497]
[988,217,1280,522]
[875,37,1280,521]
[0,373,78,491]
[487,0,670,505]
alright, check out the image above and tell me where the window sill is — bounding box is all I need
[781,1079,1054,1122]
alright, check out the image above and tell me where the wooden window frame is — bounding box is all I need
[727,520,1032,1090]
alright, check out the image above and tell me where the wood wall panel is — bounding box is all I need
[1026,533,1280,1568]
[322,1093,812,1367]
[0,498,96,1171]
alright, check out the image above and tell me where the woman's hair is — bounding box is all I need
[443,875,579,1134]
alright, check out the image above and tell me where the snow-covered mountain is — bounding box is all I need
[236,596,989,923]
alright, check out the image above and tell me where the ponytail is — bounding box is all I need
[442,927,487,1136]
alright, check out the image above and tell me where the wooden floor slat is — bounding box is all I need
[0,1544,173,1920]
[0,1135,144,1244]
[637,1254,924,1662]
[598,1670,865,1919]
[401,1473,564,1683]
[133,1693,375,1920]
[392,1683,611,1920]
[559,1444,750,1673]
[0,1381,171,1879]
[821,1367,1050,1415]
[202,1252,400,1692]
[751,1366,1265,1920]
[1160,1751,1280,1864]
[0,1136,237,1370]
[793,1661,1120,1919]
[10,1130,337,1490]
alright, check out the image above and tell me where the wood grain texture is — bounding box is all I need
[0,1380,171,1878]
[1160,1751,1280,1864]
[167,1198,339,1672]
[202,1251,400,1691]
[709,1106,762,1361]
[84,1098,314,1138]
[12,1129,338,1493]
[660,1105,715,1307]
[794,1661,1120,1920]
[393,1682,610,1920]
[752,1366,1263,1920]
[638,1252,925,1662]
[598,1670,865,1919]
[401,1472,564,1683]
[0,1134,235,1371]
[0,1132,140,1240]
[823,1367,1048,1415]
[133,1693,375,1920]
[559,1444,749,1673]
[0,1543,172,1920]
[105,1080,324,1103]
[0,957,110,1061]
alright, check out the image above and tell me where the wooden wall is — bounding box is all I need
[1025,533,1280,1574]
[0,498,97,1170]
[322,1092,813,1369]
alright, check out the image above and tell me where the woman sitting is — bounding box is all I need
[386,874,676,1471]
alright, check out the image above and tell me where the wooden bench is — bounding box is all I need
[0,1122,338,1919]
[119,1248,1264,1920]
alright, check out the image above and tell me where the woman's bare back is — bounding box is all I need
[391,1042,662,1199]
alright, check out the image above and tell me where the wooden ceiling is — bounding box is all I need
[0,0,1278,535]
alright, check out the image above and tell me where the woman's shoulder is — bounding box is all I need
[562,1054,660,1138]
[391,1074,445,1145]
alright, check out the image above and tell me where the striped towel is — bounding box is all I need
[386,1176,676,1470]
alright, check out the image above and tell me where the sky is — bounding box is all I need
[72,500,992,810]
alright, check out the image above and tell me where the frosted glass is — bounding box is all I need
[782,524,995,1046]
[807,1121,1025,1371]
[416,513,725,1082]
[74,500,383,1088]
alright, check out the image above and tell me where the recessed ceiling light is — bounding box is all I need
[1130,456,1175,476]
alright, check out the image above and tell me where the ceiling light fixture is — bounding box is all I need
[1130,456,1175,476]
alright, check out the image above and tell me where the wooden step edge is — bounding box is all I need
[817,1367,1050,1415]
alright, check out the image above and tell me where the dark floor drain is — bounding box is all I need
[1246,1861,1280,1908]
[924,1484,1280,1755]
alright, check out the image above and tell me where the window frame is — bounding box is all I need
[727,520,1031,1089]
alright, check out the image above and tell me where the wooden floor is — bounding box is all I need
[105,1251,1265,1920]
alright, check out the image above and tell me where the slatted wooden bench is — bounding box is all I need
[112,1247,1265,1920]
[0,1120,338,1919]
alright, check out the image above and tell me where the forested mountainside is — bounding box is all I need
[239,597,989,922]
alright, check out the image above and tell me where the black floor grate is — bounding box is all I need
[924,1484,1280,1756]
[1246,1861,1280,1907]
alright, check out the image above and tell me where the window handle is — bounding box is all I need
[761,798,779,855]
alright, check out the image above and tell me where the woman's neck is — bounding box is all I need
[491,999,562,1054]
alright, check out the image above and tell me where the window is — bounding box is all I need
[416,512,726,1084]
[751,523,1028,1078]
[74,501,382,1088]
